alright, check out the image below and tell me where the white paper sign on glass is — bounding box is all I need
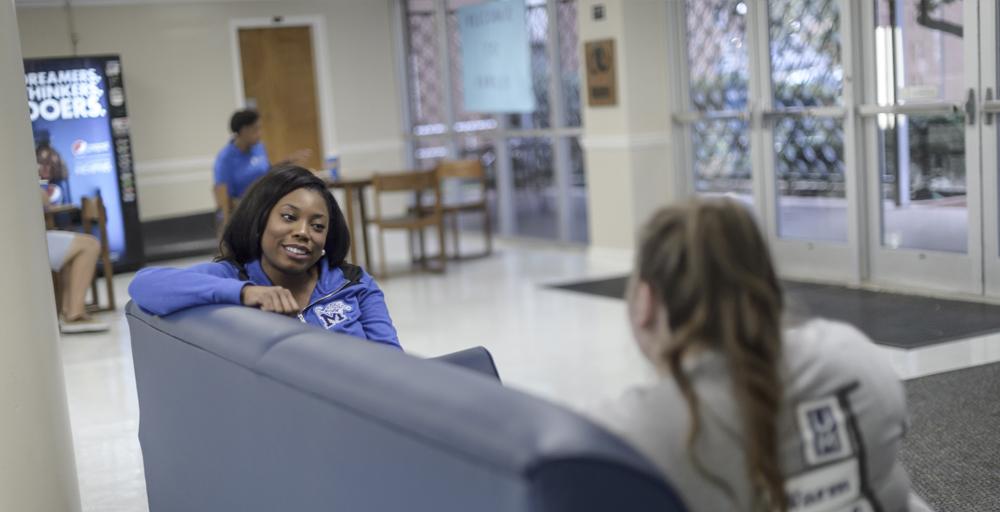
[458,0,536,113]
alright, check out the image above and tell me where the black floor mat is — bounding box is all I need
[900,362,1000,511]
[550,276,1000,349]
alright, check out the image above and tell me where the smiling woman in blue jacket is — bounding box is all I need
[129,165,401,349]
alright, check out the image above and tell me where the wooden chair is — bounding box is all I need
[51,269,63,316]
[435,159,492,259]
[369,170,446,278]
[80,196,116,312]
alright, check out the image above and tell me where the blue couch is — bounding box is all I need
[126,302,686,512]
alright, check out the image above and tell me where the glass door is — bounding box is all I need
[979,1,1000,296]
[673,0,861,283]
[858,0,983,294]
[757,0,862,282]
[671,0,754,206]
[673,0,1000,296]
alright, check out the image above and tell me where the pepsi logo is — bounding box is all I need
[71,139,88,155]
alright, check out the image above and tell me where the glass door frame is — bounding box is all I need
[754,0,865,284]
[979,0,1000,296]
[670,0,865,285]
[665,0,754,205]
[857,0,985,295]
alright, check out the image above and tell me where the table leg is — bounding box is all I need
[356,187,373,271]
[343,186,357,264]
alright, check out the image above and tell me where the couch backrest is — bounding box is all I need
[126,302,686,512]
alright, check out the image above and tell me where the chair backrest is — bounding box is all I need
[371,169,442,220]
[436,159,485,181]
[125,302,688,512]
[372,169,438,192]
[79,196,110,245]
[80,195,106,224]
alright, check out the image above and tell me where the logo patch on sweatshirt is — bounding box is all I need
[313,300,354,329]
[797,396,852,466]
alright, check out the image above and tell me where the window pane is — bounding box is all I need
[406,1,445,131]
[557,0,581,127]
[685,0,752,199]
[447,7,498,131]
[769,0,842,108]
[876,0,964,104]
[507,1,551,130]
[686,0,749,111]
[567,136,588,242]
[873,0,967,253]
[413,137,449,169]
[692,119,752,195]
[510,136,556,239]
[453,134,500,233]
[879,113,967,253]
[767,0,846,242]
[773,116,847,242]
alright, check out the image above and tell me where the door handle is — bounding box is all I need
[985,88,995,125]
[760,106,846,120]
[857,103,960,116]
[966,88,976,125]
[671,110,750,123]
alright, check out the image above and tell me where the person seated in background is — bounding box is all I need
[48,230,110,334]
[131,165,400,349]
[37,139,70,206]
[213,109,311,227]
[591,198,929,512]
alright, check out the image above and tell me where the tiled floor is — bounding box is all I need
[58,235,1000,511]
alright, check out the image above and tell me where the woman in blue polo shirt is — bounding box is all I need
[213,109,309,223]
[131,166,400,349]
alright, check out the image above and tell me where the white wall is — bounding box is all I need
[17,0,406,221]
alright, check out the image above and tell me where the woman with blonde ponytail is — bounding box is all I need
[592,198,929,512]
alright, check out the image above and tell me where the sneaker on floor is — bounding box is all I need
[60,318,110,334]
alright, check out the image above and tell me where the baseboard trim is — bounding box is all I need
[141,212,218,263]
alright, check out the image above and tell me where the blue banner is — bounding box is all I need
[458,0,536,113]
[25,55,143,269]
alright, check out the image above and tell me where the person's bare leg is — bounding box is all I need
[58,264,72,318]
[60,234,100,321]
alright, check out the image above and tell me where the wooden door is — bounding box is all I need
[238,26,322,170]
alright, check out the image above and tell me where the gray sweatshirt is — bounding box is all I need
[591,319,924,512]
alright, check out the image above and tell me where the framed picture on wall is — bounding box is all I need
[585,39,617,107]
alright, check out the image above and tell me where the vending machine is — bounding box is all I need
[25,54,144,271]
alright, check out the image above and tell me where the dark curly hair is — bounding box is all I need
[229,109,260,134]
[216,165,350,271]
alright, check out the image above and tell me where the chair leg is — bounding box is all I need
[102,249,115,310]
[378,228,388,279]
[451,212,460,259]
[82,211,97,310]
[418,227,427,268]
[437,218,447,272]
[483,207,493,256]
[52,271,63,318]
[407,228,417,264]
[90,278,99,310]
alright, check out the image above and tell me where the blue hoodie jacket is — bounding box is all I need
[128,260,401,349]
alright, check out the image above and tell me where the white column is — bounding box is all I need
[578,0,675,252]
[0,3,82,512]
